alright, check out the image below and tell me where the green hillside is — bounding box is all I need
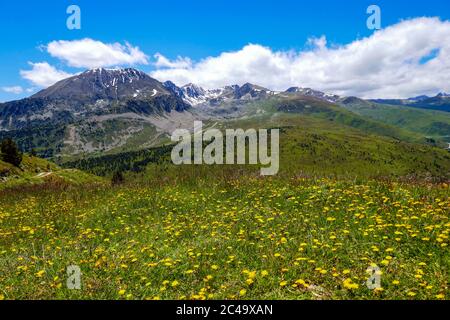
[339,98,450,144]
[63,111,450,180]
[0,155,104,191]
[213,95,427,145]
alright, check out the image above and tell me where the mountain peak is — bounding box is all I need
[286,87,340,103]
[32,67,168,101]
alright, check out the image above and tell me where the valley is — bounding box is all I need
[1,68,449,162]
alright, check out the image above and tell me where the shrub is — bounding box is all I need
[111,171,125,186]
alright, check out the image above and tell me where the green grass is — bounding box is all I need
[340,99,450,144]
[0,172,448,300]
[0,96,449,300]
[0,155,104,191]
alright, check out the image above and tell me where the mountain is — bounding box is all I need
[339,96,450,143]
[370,93,450,112]
[32,68,169,101]
[0,68,190,157]
[0,68,189,131]
[286,87,340,103]
[1,67,449,160]
[163,81,274,106]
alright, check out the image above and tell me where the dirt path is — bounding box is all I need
[34,172,53,178]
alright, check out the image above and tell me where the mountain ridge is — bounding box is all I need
[0,67,449,159]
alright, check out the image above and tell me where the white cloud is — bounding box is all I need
[20,62,73,88]
[46,38,149,69]
[2,86,24,94]
[154,53,192,69]
[151,17,450,98]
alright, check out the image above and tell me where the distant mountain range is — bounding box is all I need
[370,93,450,112]
[0,67,449,159]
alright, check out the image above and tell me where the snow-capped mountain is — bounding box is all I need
[33,68,170,101]
[0,68,189,131]
[163,81,275,106]
[285,87,340,103]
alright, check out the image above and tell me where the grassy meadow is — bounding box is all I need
[0,165,448,300]
[0,101,449,300]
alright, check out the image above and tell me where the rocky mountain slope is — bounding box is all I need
[0,67,449,160]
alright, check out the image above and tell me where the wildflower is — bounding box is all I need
[35,270,45,278]
[343,278,359,290]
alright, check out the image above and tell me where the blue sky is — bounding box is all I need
[1,0,450,101]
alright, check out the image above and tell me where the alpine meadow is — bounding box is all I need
[0,1,449,303]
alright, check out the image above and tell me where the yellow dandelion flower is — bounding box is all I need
[35,270,45,278]
[279,281,288,287]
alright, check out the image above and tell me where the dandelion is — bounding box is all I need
[35,270,45,278]
[343,278,359,290]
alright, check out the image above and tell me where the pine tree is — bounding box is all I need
[0,138,23,167]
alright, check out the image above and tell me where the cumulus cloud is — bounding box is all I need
[20,62,73,87]
[46,38,149,69]
[154,53,192,69]
[2,86,24,94]
[151,17,450,98]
